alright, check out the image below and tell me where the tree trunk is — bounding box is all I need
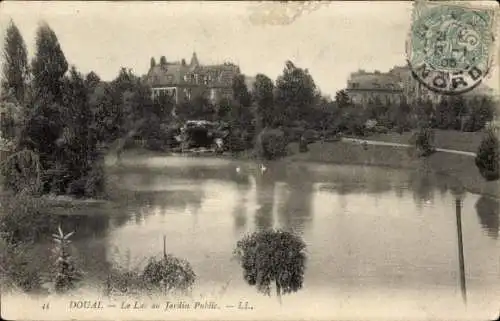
[276,280,282,305]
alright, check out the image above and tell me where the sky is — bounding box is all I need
[0,1,498,97]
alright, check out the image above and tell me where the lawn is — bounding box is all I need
[363,129,487,153]
[286,139,499,199]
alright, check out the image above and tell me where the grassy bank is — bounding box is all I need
[363,129,485,153]
[286,140,499,199]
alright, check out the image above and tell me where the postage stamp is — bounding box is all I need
[407,1,498,94]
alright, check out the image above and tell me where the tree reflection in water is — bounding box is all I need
[232,174,252,233]
[254,171,275,231]
[475,196,500,239]
[277,164,314,234]
[408,169,437,209]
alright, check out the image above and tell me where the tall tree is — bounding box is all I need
[449,96,468,130]
[58,66,99,196]
[232,74,251,108]
[22,23,68,175]
[84,71,101,91]
[435,98,453,129]
[253,74,275,128]
[1,20,29,103]
[334,89,350,108]
[150,57,156,69]
[159,56,167,66]
[274,61,317,126]
[31,22,68,103]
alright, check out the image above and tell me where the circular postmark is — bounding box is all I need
[407,4,495,95]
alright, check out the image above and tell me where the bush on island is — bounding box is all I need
[142,254,196,294]
[234,229,307,304]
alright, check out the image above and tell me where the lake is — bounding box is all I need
[9,155,500,320]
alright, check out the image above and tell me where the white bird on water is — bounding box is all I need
[260,164,267,173]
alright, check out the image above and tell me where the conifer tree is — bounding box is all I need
[31,22,68,102]
[1,20,29,103]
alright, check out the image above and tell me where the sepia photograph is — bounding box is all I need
[0,1,499,320]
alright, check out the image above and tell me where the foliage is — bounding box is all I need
[338,106,368,136]
[176,94,215,121]
[274,61,317,126]
[31,22,68,102]
[0,193,55,244]
[85,71,101,90]
[1,20,29,104]
[255,128,288,160]
[475,127,499,181]
[253,74,275,128]
[232,74,252,108]
[142,255,196,294]
[88,82,120,144]
[0,149,42,194]
[464,97,496,132]
[234,229,307,300]
[334,90,351,108]
[51,226,83,293]
[0,238,44,293]
[413,127,436,157]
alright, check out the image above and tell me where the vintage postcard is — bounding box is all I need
[0,1,499,320]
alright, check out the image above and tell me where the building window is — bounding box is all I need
[351,82,359,89]
[210,89,217,101]
[184,88,192,100]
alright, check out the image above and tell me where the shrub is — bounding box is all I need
[0,149,42,194]
[234,229,307,303]
[142,254,196,294]
[413,127,436,157]
[373,125,389,134]
[255,128,288,160]
[0,238,44,293]
[0,194,55,244]
[475,128,499,181]
[103,248,147,297]
[105,270,144,297]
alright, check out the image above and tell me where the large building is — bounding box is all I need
[345,70,404,106]
[346,65,497,106]
[145,52,240,104]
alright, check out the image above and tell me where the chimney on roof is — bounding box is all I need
[160,56,167,66]
[190,52,199,67]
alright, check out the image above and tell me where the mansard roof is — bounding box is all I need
[146,54,240,88]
